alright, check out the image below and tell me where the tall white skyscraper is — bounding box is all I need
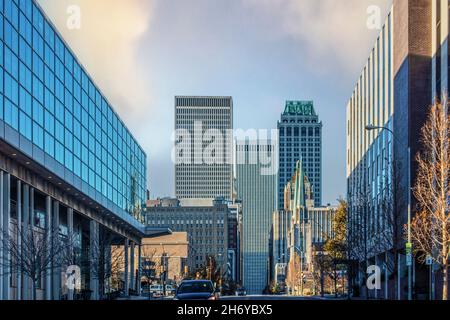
[174,96,233,201]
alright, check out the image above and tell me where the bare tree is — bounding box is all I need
[348,178,372,298]
[310,248,331,297]
[374,158,406,300]
[140,246,158,298]
[286,251,307,296]
[411,98,450,300]
[0,223,75,300]
[87,229,125,299]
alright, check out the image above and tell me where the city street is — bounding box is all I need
[119,294,345,301]
[220,295,342,301]
[1,0,449,305]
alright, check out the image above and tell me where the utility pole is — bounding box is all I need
[407,147,412,301]
[209,257,213,281]
[300,252,303,296]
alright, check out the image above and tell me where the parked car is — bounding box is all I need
[174,280,218,300]
[235,287,247,296]
[165,285,176,296]
[149,284,163,297]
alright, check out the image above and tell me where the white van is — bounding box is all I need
[149,285,163,296]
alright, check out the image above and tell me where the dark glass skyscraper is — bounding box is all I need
[278,101,322,209]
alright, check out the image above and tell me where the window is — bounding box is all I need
[19,86,31,115]
[44,109,54,135]
[5,46,19,79]
[65,149,73,170]
[5,0,19,29]
[19,0,33,21]
[64,129,73,151]
[19,111,32,139]
[55,142,64,164]
[74,156,81,177]
[44,132,54,156]
[54,35,64,61]
[55,100,64,122]
[44,21,54,48]
[32,99,44,126]
[32,122,43,148]
[32,52,44,79]
[65,48,74,72]
[32,28,44,58]
[19,63,31,93]
[55,120,64,143]
[4,73,18,105]
[4,99,18,129]
[19,34,32,66]
[33,3,45,35]
[33,75,44,104]
[4,21,18,54]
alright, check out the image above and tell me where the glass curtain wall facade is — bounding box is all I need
[346,0,436,299]
[432,0,450,98]
[346,10,394,259]
[0,0,147,223]
[236,139,277,295]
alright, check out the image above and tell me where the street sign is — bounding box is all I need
[426,256,433,266]
[406,242,412,255]
[406,254,412,267]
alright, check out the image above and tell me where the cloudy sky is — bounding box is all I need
[38,0,391,204]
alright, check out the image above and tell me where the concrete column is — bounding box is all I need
[22,184,30,300]
[124,239,129,296]
[2,173,11,301]
[45,196,52,300]
[67,208,74,300]
[30,188,34,229]
[137,244,142,296]
[0,171,11,300]
[52,201,60,300]
[29,188,35,300]
[130,242,135,292]
[16,180,21,301]
[397,253,401,300]
[105,238,112,296]
[385,251,389,300]
[374,255,378,299]
[413,257,416,299]
[89,220,99,300]
[0,172,2,301]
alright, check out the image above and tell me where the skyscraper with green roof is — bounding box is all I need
[278,101,322,209]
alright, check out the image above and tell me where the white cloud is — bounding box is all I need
[37,0,154,127]
[242,0,392,73]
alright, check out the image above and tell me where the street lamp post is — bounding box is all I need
[365,124,412,301]
[209,257,213,281]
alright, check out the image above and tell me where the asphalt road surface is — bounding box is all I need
[120,294,344,301]
[218,295,342,301]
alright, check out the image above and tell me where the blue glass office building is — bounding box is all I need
[236,139,277,295]
[346,0,435,299]
[0,0,146,300]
